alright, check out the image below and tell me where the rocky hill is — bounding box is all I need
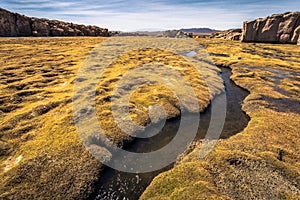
[242,12,300,44]
[0,8,111,37]
[210,29,242,40]
[160,30,190,38]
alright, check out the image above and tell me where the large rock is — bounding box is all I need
[0,7,111,37]
[15,15,32,36]
[0,8,18,36]
[50,27,65,36]
[242,12,300,44]
[295,26,300,45]
[258,15,282,42]
[161,30,189,38]
[31,19,50,36]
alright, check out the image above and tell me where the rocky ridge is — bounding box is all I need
[0,8,111,37]
[160,30,191,38]
[210,29,242,40]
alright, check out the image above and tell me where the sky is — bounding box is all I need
[1,0,300,31]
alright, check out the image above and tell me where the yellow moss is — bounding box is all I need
[1,36,299,199]
[0,37,221,199]
[140,162,216,199]
[94,48,212,141]
[0,37,105,199]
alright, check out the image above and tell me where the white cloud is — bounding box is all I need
[2,0,300,31]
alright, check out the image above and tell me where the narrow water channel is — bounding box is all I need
[89,66,250,200]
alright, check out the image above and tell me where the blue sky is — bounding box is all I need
[1,0,300,31]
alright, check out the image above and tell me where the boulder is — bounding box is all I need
[230,33,242,40]
[293,26,300,44]
[15,15,31,36]
[160,30,190,38]
[31,19,50,36]
[242,20,256,41]
[0,8,31,36]
[50,27,65,36]
[259,15,282,42]
[242,12,300,44]
[278,12,300,43]
[62,26,77,36]
[0,8,18,36]
[160,30,187,38]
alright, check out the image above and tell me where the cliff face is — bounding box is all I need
[242,12,300,44]
[0,8,110,37]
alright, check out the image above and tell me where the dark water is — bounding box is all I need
[90,67,250,200]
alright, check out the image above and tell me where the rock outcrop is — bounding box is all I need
[210,29,242,40]
[160,30,190,38]
[242,12,300,44]
[0,8,111,37]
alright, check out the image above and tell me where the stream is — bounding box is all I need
[89,66,250,200]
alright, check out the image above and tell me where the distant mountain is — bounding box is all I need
[114,31,164,37]
[135,31,165,36]
[117,30,190,38]
[124,28,221,36]
[180,28,220,34]
[115,32,149,36]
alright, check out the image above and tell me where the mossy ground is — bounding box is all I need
[0,37,220,199]
[0,37,106,199]
[1,37,299,199]
[141,39,300,199]
[94,46,215,142]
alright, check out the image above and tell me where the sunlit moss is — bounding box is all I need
[1,36,299,199]
[94,47,213,142]
[0,37,105,199]
[0,37,222,199]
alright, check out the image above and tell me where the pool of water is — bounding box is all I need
[89,66,250,200]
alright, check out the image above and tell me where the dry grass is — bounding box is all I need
[141,39,300,199]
